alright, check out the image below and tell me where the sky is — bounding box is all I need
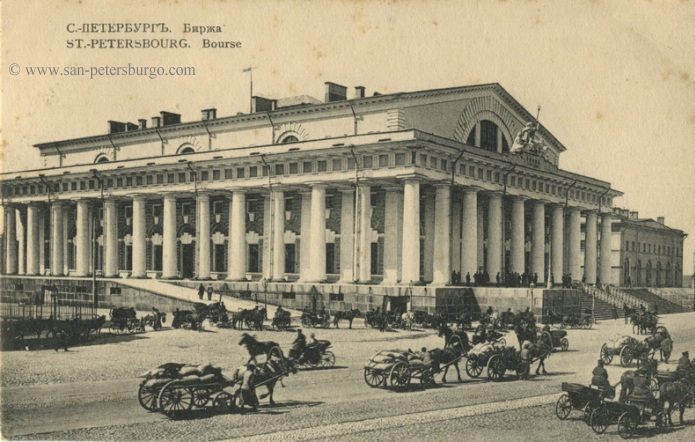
[2,0,694,275]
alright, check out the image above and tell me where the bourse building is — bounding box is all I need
[0,82,623,311]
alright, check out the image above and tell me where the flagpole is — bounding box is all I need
[243,67,256,113]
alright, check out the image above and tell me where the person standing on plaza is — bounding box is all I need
[197,283,205,300]
[206,284,213,301]
[623,303,629,324]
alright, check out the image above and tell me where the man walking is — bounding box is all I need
[206,284,213,301]
[197,283,205,300]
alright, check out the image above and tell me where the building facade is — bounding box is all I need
[0,82,622,289]
[609,208,686,287]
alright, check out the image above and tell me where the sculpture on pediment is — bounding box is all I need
[510,106,547,156]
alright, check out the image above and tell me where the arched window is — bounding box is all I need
[279,135,299,144]
[177,146,195,155]
[95,154,110,163]
[464,119,510,153]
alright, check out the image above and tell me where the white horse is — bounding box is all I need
[401,311,415,330]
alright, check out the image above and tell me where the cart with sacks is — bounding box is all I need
[363,350,434,389]
[600,335,648,367]
[464,341,505,379]
[137,362,238,417]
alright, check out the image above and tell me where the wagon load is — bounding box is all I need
[363,350,434,389]
[468,342,495,356]
[137,362,226,412]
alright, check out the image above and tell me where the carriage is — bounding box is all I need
[555,382,613,422]
[296,339,336,369]
[171,309,203,330]
[486,346,527,381]
[109,307,144,334]
[363,350,435,389]
[631,311,659,335]
[600,336,651,368]
[300,311,330,328]
[560,309,593,329]
[588,396,664,438]
[542,329,570,352]
[464,342,504,378]
[271,309,292,330]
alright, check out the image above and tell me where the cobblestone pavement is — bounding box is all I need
[2,312,695,440]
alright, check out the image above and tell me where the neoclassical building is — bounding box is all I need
[1,82,623,290]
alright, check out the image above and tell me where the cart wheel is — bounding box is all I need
[137,382,160,412]
[620,347,634,367]
[554,393,572,420]
[212,391,236,413]
[465,358,483,378]
[590,405,609,434]
[158,382,193,417]
[560,338,569,352]
[583,405,593,424]
[389,362,412,388]
[364,367,385,387]
[192,388,212,408]
[321,351,336,368]
[600,344,613,364]
[419,370,435,386]
[486,355,505,381]
[617,412,636,439]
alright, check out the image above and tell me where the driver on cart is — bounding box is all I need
[629,368,655,404]
[676,351,692,377]
[239,362,259,412]
[290,329,306,360]
[591,359,614,397]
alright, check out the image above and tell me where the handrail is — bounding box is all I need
[580,283,641,310]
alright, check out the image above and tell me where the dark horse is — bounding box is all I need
[231,357,298,406]
[239,333,282,364]
[230,307,266,330]
[438,325,471,353]
[429,347,465,383]
[333,309,361,329]
[659,380,691,426]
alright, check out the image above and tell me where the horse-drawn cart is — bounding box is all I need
[542,329,570,352]
[364,350,434,389]
[297,340,336,369]
[465,342,501,378]
[600,336,651,368]
[589,397,664,438]
[555,382,613,422]
[109,307,144,334]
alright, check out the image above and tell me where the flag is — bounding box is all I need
[242,67,252,73]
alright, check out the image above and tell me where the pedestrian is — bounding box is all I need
[612,306,618,321]
[623,303,629,324]
[197,283,205,300]
[206,284,213,301]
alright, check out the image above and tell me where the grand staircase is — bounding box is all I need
[577,290,616,321]
[620,288,684,314]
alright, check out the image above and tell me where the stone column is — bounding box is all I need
[432,185,451,285]
[450,192,462,275]
[75,199,91,276]
[486,193,503,280]
[196,192,211,279]
[584,211,598,284]
[339,189,355,282]
[131,196,147,278]
[461,189,478,278]
[16,209,26,275]
[162,194,178,278]
[271,190,285,280]
[299,191,311,280]
[510,196,526,274]
[5,206,17,274]
[423,191,435,282]
[62,207,69,275]
[401,180,420,284]
[567,207,581,281]
[307,184,327,282]
[357,185,372,282]
[477,201,485,271]
[50,202,64,276]
[551,205,564,284]
[382,187,403,284]
[26,204,40,275]
[103,199,118,277]
[262,194,272,279]
[227,192,247,280]
[600,212,613,285]
[531,201,545,282]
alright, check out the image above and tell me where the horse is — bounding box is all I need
[429,346,464,383]
[230,357,298,406]
[659,380,691,426]
[438,324,471,353]
[619,360,658,402]
[333,309,360,329]
[400,311,415,331]
[631,312,658,335]
[239,333,282,364]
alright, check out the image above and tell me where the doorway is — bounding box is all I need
[181,243,195,278]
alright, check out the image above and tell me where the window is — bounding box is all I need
[395,153,406,165]
[480,120,497,151]
[213,201,224,215]
[419,154,427,166]
[469,165,475,176]
[224,169,233,179]
[285,244,296,273]
[136,176,143,185]
[303,161,313,173]
[248,244,260,272]
[363,156,373,168]
[152,204,162,218]
[289,163,298,174]
[71,182,77,191]
[318,160,327,172]
[326,243,336,274]
[466,129,475,146]
[275,164,284,175]
[430,156,437,168]
[201,171,209,181]
[178,146,195,154]
[249,166,258,178]
[237,168,245,178]
[282,292,296,299]
[332,159,342,171]
[166,173,174,183]
[212,170,220,180]
[109,287,122,295]
[280,135,299,144]
[511,176,516,187]
[379,154,389,167]
[347,158,356,170]
[329,292,344,301]
[177,173,185,183]
[441,159,448,171]
[146,175,153,185]
[182,203,193,217]
[486,170,492,181]
[95,154,110,163]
